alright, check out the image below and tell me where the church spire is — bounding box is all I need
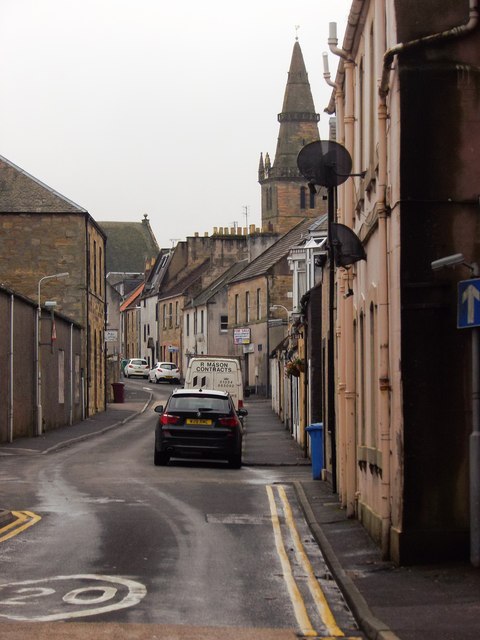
[259,40,325,235]
[272,40,320,175]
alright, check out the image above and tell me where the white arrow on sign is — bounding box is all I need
[462,284,480,324]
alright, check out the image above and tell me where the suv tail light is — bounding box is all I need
[218,416,239,427]
[161,413,180,425]
[238,399,244,409]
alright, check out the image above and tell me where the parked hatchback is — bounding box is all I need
[149,362,181,384]
[153,388,247,468]
[124,358,149,378]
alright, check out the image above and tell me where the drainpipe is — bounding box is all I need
[328,22,357,515]
[343,56,357,518]
[377,0,479,561]
[8,295,14,443]
[324,49,346,503]
[374,0,392,561]
[69,323,73,426]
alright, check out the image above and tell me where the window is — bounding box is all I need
[266,187,273,210]
[201,309,204,333]
[359,312,366,445]
[144,324,147,341]
[245,291,250,322]
[194,310,197,334]
[93,240,97,293]
[309,190,315,209]
[256,288,261,320]
[99,247,103,297]
[163,304,167,329]
[169,302,173,328]
[220,315,228,332]
[300,187,306,209]
[369,303,377,445]
[186,313,190,336]
[175,301,179,326]
[235,294,239,324]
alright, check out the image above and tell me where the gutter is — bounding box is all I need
[380,0,479,97]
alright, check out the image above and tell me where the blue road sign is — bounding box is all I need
[458,278,480,328]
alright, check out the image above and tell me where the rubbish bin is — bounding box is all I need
[111,382,125,403]
[306,423,324,480]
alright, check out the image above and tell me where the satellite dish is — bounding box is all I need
[297,140,353,188]
[330,223,366,267]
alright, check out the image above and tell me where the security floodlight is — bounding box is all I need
[44,301,57,309]
[431,254,465,271]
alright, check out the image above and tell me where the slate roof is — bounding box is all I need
[159,259,211,300]
[230,216,327,283]
[99,217,159,274]
[0,155,87,213]
[185,260,249,308]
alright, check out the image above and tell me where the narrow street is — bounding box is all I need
[0,382,362,639]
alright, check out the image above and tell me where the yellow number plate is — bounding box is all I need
[186,419,212,425]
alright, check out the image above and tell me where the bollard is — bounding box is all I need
[306,423,324,480]
[111,382,125,403]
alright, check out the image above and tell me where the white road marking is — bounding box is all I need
[0,574,147,622]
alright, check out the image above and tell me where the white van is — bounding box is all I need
[184,356,244,411]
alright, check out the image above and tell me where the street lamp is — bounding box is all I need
[36,272,69,436]
[270,304,290,316]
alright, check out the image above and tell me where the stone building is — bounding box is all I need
[228,217,321,396]
[100,216,160,366]
[183,260,248,363]
[0,155,106,418]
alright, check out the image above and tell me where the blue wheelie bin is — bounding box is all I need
[306,423,324,480]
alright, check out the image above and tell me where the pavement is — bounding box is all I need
[1,387,480,640]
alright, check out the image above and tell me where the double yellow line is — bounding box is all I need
[267,484,355,639]
[0,511,41,543]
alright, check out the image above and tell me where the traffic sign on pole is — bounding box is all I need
[458,278,480,329]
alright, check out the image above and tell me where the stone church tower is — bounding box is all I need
[259,40,327,234]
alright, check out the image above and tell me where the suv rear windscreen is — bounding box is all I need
[168,396,230,413]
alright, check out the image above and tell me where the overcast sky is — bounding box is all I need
[0,0,352,249]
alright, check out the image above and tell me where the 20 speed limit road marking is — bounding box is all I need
[267,485,361,639]
[0,511,41,543]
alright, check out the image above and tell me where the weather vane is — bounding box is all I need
[295,25,300,41]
